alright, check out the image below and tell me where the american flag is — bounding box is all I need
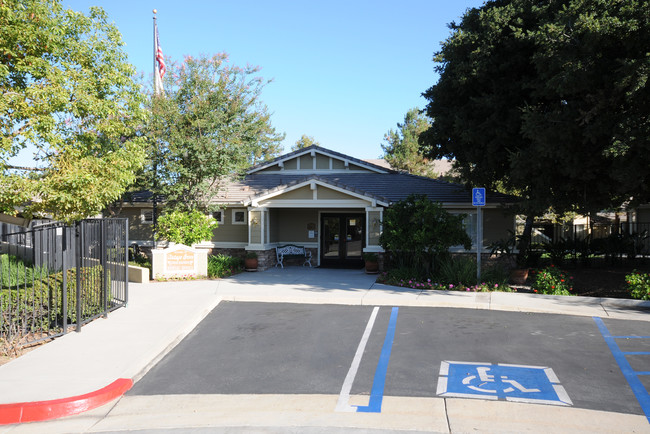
[154,23,165,94]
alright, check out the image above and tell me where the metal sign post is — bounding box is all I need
[472,188,486,284]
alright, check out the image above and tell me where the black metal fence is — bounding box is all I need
[0,219,128,351]
[525,222,650,264]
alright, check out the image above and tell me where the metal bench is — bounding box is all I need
[275,244,312,268]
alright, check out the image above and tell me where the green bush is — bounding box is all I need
[481,264,510,286]
[1,254,111,337]
[208,254,243,278]
[379,194,471,277]
[436,256,476,285]
[626,270,650,300]
[530,265,574,296]
[0,254,49,289]
[156,209,217,246]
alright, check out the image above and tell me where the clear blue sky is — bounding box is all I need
[59,1,483,160]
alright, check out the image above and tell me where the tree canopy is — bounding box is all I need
[291,134,320,151]
[381,108,436,177]
[0,0,147,223]
[421,0,650,217]
[143,54,284,213]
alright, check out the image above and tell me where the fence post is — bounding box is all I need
[101,219,108,318]
[75,221,82,333]
[124,218,129,306]
[62,229,68,335]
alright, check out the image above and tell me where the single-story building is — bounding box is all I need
[118,145,517,269]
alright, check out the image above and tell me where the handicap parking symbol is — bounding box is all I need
[437,361,572,406]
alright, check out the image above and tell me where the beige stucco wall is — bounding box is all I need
[283,158,297,170]
[120,207,154,241]
[211,208,248,243]
[272,209,318,244]
[299,154,312,169]
[253,154,377,174]
[331,159,345,170]
[316,154,329,169]
[317,186,356,200]
[275,186,313,200]
[259,164,281,172]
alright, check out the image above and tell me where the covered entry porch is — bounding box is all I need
[242,178,387,269]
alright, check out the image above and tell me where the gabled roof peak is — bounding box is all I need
[246,145,393,175]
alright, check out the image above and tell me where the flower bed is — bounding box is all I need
[377,272,513,293]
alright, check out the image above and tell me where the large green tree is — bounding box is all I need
[381,108,435,177]
[0,0,147,223]
[143,54,284,213]
[422,0,649,219]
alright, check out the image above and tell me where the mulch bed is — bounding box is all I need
[536,264,649,299]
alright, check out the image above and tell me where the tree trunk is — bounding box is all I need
[517,214,535,266]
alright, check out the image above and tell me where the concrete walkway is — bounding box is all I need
[0,267,648,432]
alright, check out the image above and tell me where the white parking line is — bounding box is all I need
[335,306,379,412]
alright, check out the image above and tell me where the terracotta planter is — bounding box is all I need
[244,258,258,271]
[509,268,529,285]
[365,261,379,274]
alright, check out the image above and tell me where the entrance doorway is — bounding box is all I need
[320,213,365,268]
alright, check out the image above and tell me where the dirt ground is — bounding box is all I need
[559,265,648,299]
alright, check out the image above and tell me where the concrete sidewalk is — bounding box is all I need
[0,267,648,431]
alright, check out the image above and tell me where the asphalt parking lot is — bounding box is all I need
[129,301,650,417]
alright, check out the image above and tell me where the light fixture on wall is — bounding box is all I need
[372,218,380,229]
[251,217,260,226]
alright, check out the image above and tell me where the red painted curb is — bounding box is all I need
[0,378,133,425]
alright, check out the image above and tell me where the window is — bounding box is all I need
[211,210,224,224]
[140,209,154,224]
[451,212,477,246]
[232,209,247,225]
[463,212,478,246]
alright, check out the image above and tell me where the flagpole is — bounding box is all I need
[152,9,158,245]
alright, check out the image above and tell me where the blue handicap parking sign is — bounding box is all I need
[437,361,572,406]
[472,188,486,206]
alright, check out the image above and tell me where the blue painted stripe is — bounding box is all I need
[356,306,399,413]
[594,317,650,424]
[613,336,650,339]
[623,352,650,356]
[637,372,650,376]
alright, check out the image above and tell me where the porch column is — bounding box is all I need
[246,207,268,249]
[364,206,384,253]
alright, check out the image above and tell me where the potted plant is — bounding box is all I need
[363,252,379,274]
[244,251,258,271]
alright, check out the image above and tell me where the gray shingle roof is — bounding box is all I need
[212,172,517,206]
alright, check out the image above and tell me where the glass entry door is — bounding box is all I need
[321,213,365,268]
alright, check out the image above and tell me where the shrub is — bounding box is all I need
[1,257,110,339]
[530,265,573,296]
[626,270,650,300]
[379,194,471,277]
[362,252,378,262]
[436,256,476,285]
[208,254,243,278]
[481,264,510,286]
[156,209,217,246]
